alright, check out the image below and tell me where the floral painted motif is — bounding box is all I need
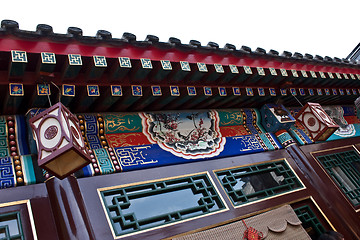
[140,110,225,159]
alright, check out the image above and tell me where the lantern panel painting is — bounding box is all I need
[29,102,91,179]
[295,102,339,142]
[39,117,63,150]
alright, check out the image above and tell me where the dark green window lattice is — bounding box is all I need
[0,212,24,240]
[100,174,226,237]
[216,160,303,206]
[294,205,325,240]
[316,150,360,206]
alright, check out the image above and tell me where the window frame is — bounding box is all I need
[97,172,229,239]
[0,200,37,240]
[311,145,360,211]
[214,158,306,208]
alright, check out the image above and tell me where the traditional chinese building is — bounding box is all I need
[0,19,360,239]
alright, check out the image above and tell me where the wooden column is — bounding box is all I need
[45,175,95,240]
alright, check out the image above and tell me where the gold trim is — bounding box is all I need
[187,86,196,96]
[310,144,357,156]
[203,87,212,96]
[246,87,253,96]
[309,196,335,231]
[87,85,100,97]
[313,196,359,239]
[151,86,162,96]
[44,175,55,183]
[280,89,287,96]
[111,85,122,96]
[131,85,143,97]
[218,87,227,96]
[310,145,360,212]
[37,83,51,96]
[62,84,75,97]
[170,86,180,96]
[269,88,276,96]
[9,83,24,96]
[0,199,38,240]
[0,199,28,208]
[97,171,229,239]
[186,86,197,96]
[213,158,306,209]
[232,87,241,96]
[257,88,265,96]
[26,200,38,240]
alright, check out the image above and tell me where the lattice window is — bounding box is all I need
[294,205,325,240]
[316,150,360,206]
[100,174,226,237]
[0,212,24,240]
[216,160,303,206]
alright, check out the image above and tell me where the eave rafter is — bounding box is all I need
[0,19,360,114]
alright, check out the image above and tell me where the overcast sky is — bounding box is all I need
[1,0,359,59]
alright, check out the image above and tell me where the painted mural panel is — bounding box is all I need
[323,106,360,141]
[139,110,225,159]
[10,105,360,183]
[77,132,281,175]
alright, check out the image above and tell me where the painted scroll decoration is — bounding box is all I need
[140,110,225,159]
[323,106,356,138]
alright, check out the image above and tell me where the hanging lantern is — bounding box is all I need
[29,102,91,179]
[295,102,339,141]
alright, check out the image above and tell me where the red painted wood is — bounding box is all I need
[1,38,359,74]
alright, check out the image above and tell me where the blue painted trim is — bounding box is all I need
[15,115,30,155]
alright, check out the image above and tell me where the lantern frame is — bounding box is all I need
[295,102,339,142]
[29,102,91,179]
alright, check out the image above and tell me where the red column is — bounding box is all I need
[46,175,95,240]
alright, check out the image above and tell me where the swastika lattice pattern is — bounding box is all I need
[115,146,157,166]
[93,56,107,67]
[197,63,208,72]
[11,50,27,62]
[0,157,15,189]
[141,58,152,69]
[180,61,191,71]
[161,60,172,70]
[119,57,131,68]
[68,54,82,65]
[41,52,56,64]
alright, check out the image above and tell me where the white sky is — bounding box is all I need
[1,0,359,59]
